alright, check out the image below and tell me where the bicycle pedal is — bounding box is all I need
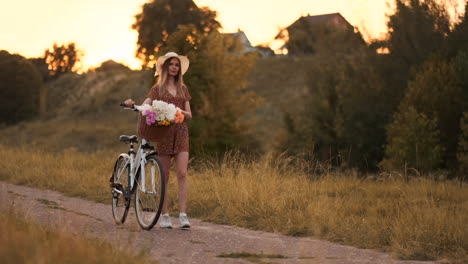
[142,208,156,212]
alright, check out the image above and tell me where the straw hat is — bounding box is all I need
[154,52,189,76]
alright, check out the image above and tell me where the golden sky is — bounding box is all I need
[0,0,464,70]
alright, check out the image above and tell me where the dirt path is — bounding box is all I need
[0,182,435,264]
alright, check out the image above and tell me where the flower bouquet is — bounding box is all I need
[135,100,184,126]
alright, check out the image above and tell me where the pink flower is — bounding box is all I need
[144,110,157,125]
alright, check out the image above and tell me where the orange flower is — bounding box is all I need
[174,110,185,123]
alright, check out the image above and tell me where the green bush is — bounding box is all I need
[0,50,42,124]
[381,107,443,172]
[400,56,463,169]
[278,50,392,171]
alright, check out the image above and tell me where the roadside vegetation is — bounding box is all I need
[0,209,157,264]
[0,145,466,262]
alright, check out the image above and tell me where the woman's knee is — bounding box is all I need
[176,169,187,179]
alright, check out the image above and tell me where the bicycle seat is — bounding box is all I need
[119,135,138,143]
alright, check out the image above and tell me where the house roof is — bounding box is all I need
[276,12,353,40]
[224,29,257,52]
[225,29,254,49]
[289,12,353,30]
[305,13,342,23]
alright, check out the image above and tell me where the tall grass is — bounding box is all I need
[0,210,157,264]
[0,145,116,203]
[188,153,467,261]
[0,117,135,153]
[0,145,466,262]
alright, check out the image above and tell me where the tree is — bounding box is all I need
[381,107,443,172]
[44,42,82,79]
[280,49,393,170]
[453,48,468,114]
[0,50,42,124]
[398,56,464,169]
[457,112,468,177]
[381,51,468,174]
[376,0,467,174]
[160,25,261,154]
[445,1,468,58]
[28,57,49,81]
[28,57,49,116]
[385,0,450,68]
[374,0,452,106]
[132,0,221,68]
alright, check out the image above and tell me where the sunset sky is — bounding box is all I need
[0,0,465,70]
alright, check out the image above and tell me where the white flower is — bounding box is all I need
[165,103,176,121]
[135,104,152,116]
[136,100,179,124]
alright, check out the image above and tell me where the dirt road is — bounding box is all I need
[0,182,435,264]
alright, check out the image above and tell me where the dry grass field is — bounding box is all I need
[0,209,157,264]
[0,145,466,262]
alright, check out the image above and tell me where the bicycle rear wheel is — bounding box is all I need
[135,154,165,230]
[111,154,131,224]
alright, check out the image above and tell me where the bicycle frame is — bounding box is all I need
[125,138,156,193]
[136,139,157,193]
[112,138,156,196]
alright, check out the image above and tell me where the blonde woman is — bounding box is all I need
[125,52,192,228]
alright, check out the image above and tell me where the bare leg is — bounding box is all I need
[159,154,171,214]
[175,152,189,213]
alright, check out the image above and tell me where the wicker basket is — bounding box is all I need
[136,114,171,142]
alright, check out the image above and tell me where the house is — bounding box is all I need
[300,13,353,31]
[276,12,363,55]
[225,29,257,53]
[225,29,275,57]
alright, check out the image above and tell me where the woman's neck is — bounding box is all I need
[167,76,176,85]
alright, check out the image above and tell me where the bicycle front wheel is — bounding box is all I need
[111,154,131,225]
[135,154,165,230]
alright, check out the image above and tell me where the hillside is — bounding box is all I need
[246,56,312,151]
[0,56,312,153]
[0,69,154,152]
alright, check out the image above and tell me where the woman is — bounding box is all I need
[125,52,192,229]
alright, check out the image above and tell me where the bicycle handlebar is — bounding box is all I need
[120,103,139,112]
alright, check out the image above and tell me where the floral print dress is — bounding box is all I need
[137,84,191,155]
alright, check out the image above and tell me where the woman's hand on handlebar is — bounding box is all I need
[124,99,135,107]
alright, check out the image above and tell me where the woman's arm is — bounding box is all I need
[181,101,192,120]
[142,98,152,105]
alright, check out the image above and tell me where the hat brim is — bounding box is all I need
[154,55,189,76]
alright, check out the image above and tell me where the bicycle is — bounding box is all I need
[109,103,165,230]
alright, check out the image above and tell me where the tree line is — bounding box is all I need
[1,0,467,177]
[0,43,82,123]
[280,0,468,177]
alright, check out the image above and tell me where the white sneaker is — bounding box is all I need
[179,212,191,228]
[159,213,172,229]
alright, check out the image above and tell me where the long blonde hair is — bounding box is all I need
[156,57,189,100]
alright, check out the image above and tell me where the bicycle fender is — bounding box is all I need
[110,153,130,182]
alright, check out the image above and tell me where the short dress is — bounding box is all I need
[137,84,191,155]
